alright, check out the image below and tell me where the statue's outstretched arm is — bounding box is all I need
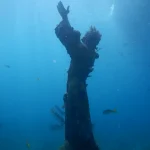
[55,1,81,51]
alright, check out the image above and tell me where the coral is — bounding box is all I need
[51,108,65,124]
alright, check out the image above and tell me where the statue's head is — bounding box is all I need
[81,26,101,50]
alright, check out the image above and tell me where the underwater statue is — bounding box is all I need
[55,1,101,150]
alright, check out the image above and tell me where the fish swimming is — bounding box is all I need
[103,108,117,114]
[37,78,40,81]
[26,141,30,149]
[4,65,10,68]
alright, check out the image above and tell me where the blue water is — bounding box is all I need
[0,0,150,150]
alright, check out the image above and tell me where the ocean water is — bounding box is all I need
[0,0,150,150]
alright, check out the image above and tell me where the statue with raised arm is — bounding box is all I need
[55,1,102,150]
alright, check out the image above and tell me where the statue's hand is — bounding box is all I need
[57,1,70,19]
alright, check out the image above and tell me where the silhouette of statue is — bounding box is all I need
[55,1,101,150]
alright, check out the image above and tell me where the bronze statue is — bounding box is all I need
[55,1,101,150]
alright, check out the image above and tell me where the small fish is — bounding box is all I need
[103,108,117,115]
[26,141,30,149]
[37,78,40,81]
[4,65,10,68]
